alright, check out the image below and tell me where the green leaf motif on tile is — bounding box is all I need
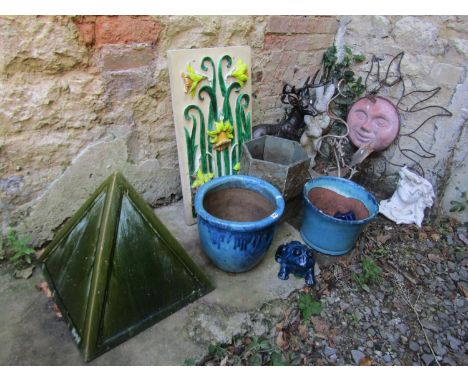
[235,93,250,159]
[181,52,251,181]
[184,105,207,174]
[218,54,232,97]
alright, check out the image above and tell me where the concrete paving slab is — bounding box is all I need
[0,200,311,365]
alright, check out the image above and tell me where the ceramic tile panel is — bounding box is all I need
[168,46,252,224]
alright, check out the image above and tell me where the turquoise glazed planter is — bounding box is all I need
[300,176,379,256]
[195,175,285,273]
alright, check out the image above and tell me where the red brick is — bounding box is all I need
[75,16,97,23]
[276,51,292,78]
[264,34,334,52]
[73,16,96,46]
[266,16,291,34]
[95,16,161,47]
[266,16,337,35]
[75,21,95,46]
[304,16,338,34]
[291,34,334,51]
[264,34,288,51]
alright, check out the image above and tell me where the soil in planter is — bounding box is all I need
[204,188,276,222]
[307,187,369,220]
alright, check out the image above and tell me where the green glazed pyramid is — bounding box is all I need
[40,172,213,362]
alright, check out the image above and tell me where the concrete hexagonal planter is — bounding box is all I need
[239,135,311,200]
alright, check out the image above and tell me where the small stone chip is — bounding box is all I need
[351,349,365,364]
[421,353,435,366]
[409,341,420,352]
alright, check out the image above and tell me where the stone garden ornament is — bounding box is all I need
[379,166,435,227]
[300,84,335,167]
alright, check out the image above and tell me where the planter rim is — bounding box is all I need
[195,175,285,232]
[303,176,379,226]
[243,136,310,168]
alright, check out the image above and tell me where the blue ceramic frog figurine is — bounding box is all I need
[275,241,316,286]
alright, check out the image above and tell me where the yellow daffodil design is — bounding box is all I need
[208,120,234,151]
[230,58,248,88]
[191,168,214,189]
[181,64,207,97]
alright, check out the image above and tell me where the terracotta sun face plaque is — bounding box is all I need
[168,46,252,224]
[347,96,400,152]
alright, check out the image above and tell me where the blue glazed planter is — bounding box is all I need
[195,175,285,273]
[300,176,379,256]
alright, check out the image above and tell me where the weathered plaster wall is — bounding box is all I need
[0,15,466,245]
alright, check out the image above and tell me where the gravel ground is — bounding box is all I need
[194,216,468,366]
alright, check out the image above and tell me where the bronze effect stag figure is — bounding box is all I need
[252,79,319,142]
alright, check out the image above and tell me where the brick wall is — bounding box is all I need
[255,16,338,123]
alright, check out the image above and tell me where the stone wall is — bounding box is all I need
[0,15,338,245]
[0,15,466,246]
[338,16,467,222]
